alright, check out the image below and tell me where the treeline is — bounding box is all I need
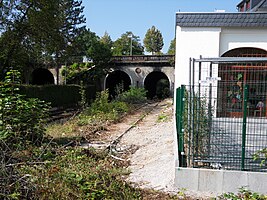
[0,0,175,84]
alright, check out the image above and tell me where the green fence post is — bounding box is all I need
[176,87,181,148]
[241,84,248,171]
[179,85,185,153]
[176,85,186,167]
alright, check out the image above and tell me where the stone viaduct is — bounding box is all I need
[29,55,175,98]
[105,55,175,98]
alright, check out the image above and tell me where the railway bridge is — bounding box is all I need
[29,55,175,99]
[106,55,175,98]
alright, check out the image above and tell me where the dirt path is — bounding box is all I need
[82,98,212,199]
[115,99,178,193]
[84,99,176,192]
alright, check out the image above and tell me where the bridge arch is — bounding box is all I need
[105,70,132,98]
[144,71,170,99]
[108,55,175,97]
[31,68,55,85]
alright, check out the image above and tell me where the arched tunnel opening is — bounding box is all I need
[144,71,170,99]
[105,70,131,99]
[31,68,55,85]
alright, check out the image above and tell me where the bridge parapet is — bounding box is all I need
[111,55,174,64]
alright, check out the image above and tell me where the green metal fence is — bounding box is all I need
[176,57,267,172]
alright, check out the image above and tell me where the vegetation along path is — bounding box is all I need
[81,98,177,193]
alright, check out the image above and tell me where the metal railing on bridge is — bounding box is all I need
[111,55,174,64]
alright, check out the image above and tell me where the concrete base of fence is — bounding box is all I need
[175,164,267,195]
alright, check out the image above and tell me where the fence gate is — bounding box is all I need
[176,57,267,172]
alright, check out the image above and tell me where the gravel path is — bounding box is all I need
[82,98,214,199]
[118,99,178,193]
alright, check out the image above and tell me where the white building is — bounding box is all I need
[174,6,267,195]
[175,12,267,88]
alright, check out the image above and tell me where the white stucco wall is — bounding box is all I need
[175,27,267,88]
[175,27,221,88]
[220,28,267,55]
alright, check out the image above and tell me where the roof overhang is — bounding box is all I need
[176,12,267,27]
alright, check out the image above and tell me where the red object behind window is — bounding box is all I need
[246,1,251,10]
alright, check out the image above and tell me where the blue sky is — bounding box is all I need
[83,0,241,53]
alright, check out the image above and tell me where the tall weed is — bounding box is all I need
[116,86,147,104]
[0,70,50,199]
[78,90,128,125]
[19,148,141,199]
[0,70,49,146]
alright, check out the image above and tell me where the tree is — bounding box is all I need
[112,31,144,56]
[143,26,164,55]
[86,31,112,85]
[0,0,21,31]
[100,31,113,49]
[64,28,98,64]
[87,39,112,67]
[0,0,85,81]
[167,39,176,55]
[64,28,112,86]
[73,28,112,68]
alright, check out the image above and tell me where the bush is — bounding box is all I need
[253,148,267,167]
[156,79,170,99]
[218,187,267,200]
[78,90,129,125]
[0,70,49,145]
[0,70,50,199]
[19,84,96,108]
[116,86,147,104]
[90,90,128,116]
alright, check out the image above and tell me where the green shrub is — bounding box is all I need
[253,148,267,167]
[116,86,147,104]
[90,90,113,114]
[156,79,170,99]
[182,91,210,167]
[218,187,267,200]
[0,70,49,145]
[90,90,128,116]
[19,84,96,108]
[0,70,51,199]
[78,90,129,125]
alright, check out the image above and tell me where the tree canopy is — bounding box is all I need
[167,39,176,55]
[0,0,85,80]
[112,32,144,56]
[143,26,164,55]
[100,31,113,49]
[63,29,113,85]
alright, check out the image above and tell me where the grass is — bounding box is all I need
[18,147,141,199]
[47,90,129,140]
[157,113,168,122]
[46,120,80,138]
[40,95,182,199]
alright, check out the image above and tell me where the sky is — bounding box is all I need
[82,0,241,54]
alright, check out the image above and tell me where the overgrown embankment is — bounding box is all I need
[1,76,176,199]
